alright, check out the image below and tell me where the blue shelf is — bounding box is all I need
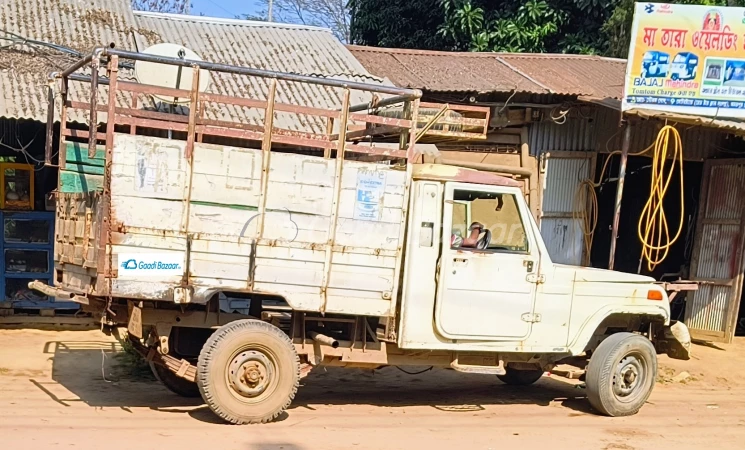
[0,211,76,310]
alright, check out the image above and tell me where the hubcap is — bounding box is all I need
[613,354,645,399]
[228,351,274,398]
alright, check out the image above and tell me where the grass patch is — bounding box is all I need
[112,338,156,382]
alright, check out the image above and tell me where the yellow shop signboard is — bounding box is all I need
[623,2,745,118]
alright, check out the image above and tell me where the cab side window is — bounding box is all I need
[450,190,528,253]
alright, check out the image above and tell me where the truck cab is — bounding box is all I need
[399,166,681,357]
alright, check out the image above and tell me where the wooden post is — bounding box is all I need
[609,122,631,270]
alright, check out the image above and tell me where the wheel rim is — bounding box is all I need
[227,348,278,402]
[612,352,648,403]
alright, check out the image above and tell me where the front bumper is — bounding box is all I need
[656,321,692,361]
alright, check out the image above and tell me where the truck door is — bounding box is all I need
[435,182,540,341]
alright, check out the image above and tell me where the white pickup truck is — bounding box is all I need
[33,47,691,425]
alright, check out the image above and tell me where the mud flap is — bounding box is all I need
[127,301,143,339]
[655,321,692,361]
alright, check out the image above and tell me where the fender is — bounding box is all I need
[567,304,670,356]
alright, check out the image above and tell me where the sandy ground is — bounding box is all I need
[1,327,744,450]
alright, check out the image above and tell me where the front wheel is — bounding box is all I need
[586,333,657,417]
[497,367,544,386]
[197,319,300,424]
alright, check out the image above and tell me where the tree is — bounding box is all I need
[351,0,612,54]
[131,0,190,14]
[348,0,449,49]
[257,0,351,42]
[351,0,745,56]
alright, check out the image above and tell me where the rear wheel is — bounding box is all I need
[497,367,544,386]
[586,333,657,417]
[150,361,200,398]
[197,319,300,424]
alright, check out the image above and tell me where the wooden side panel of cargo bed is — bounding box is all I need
[106,134,407,314]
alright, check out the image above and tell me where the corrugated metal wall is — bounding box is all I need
[686,161,745,342]
[529,114,598,154]
[595,108,725,160]
[540,156,593,265]
[528,111,596,265]
[529,107,727,160]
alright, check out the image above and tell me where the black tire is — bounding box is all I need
[150,361,201,398]
[497,367,544,386]
[586,332,657,417]
[197,319,300,424]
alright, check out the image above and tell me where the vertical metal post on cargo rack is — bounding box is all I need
[406,99,420,160]
[184,65,201,161]
[384,98,419,339]
[608,122,631,270]
[130,92,138,135]
[181,65,202,287]
[105,56,119,155]
[320,88,351,313]
[255,79,278,240]
[100,55,119,279]
[58,77,69,168]
[88,56,100,159]
[45,80,55,166]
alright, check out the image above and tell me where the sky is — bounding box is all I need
[189,0,262,19]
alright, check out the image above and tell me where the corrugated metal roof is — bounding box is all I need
[626,108,745,138]
[599,108,729,161]
[348,46,544,94]
[0,1,383,133]
[133,12,382,131]
[0,0,137,121]
[347,45,626,99]
[498,54,625,101]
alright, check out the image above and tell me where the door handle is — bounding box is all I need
[525,260,534,273]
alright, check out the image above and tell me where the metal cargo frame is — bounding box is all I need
[44,47,491,322]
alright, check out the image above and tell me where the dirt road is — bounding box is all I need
[1,328,744,450]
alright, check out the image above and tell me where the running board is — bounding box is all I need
[450,357,506,375]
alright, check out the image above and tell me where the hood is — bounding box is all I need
[554,264,656,283]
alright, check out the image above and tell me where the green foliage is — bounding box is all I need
[350,0,745,56]
[349,0,450,49]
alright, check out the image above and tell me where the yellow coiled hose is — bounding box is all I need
[637,125,684,272]
[574,124,684,271]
